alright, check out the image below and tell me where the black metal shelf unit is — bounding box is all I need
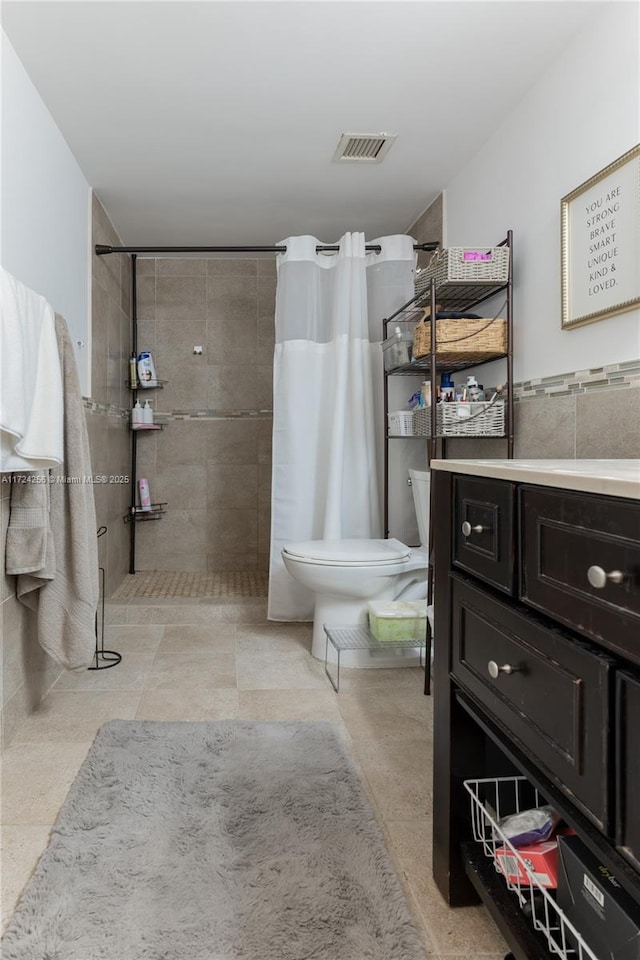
[381,231,514,541]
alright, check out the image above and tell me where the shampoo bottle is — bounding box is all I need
[138,478,152,512]
[137,352,157,387]
[129,355,138,389]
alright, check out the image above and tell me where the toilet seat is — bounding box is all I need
[282,538,411,567]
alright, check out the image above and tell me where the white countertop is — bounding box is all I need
[430,459,640,500]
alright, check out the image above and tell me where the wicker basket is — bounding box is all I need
[413,316,507,366]
[413,407,441,437]
[417,246,509,292]
[413,402,505,437]
[440,401,505,437]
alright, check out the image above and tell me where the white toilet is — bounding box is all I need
[282,469,431,663]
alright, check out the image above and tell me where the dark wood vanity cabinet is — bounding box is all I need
[432,466,640,960]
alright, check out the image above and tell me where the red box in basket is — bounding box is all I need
[496,840,560,889]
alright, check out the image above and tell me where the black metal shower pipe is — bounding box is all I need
[96,242,439,256]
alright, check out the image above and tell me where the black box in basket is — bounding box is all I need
[557,834,640,960]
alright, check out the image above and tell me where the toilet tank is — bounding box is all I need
[408,469,431,548]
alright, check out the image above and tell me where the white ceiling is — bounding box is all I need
[2,1,606,247]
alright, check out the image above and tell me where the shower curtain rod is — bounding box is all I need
[95,242,439,256]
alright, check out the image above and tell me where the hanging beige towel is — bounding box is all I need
[7,315,98,671]
[5,472,55,575]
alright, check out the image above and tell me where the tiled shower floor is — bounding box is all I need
[112,571,269,600]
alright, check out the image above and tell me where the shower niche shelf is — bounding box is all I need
[123,503,168,524]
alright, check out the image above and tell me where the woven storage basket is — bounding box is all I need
[419,246,509,290]
[413,407,441,437]
[413,316,507,366]
[440,400,505,437]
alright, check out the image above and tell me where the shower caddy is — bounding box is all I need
[381,231,514,692]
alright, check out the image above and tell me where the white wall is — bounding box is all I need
[0,31,91,394]
[443,3,640,383]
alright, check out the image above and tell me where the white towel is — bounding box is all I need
[0,267,64,471]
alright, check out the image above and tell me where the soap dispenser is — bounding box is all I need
[142,400,154,425]
[131,400,143,428]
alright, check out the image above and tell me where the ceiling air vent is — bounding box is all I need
[333,133,397,163]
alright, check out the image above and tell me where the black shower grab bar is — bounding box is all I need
[95,242,439,256]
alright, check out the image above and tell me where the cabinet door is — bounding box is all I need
[453,476,516,595]
[451,574,613,831]
[616,670,640,873]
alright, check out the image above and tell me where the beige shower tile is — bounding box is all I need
[11,691,141,743]
[514,394,576,458]
[338,684,433,742]
[126,599,268,624]
[135,688,239,721]
[158,421,208,466]
[207,365,265,411]
[257,259,276,278]
[1,825,52,930]
[207,508,257,553]
[1,741,91,824]
[207,552,259,572]
[156,258,207,276]
[206,291,258,365]
[207,463,258,507]
[135,258,156,276]
[235,621,312,654]
[352,737,432,820]
[337,665,424,692]
[99,625,164,654]
[207,259,258,277]
[154,321,208,409]
[576,387,640,457]
[204,419,258,463]
[155,276,206,322]
[236,650,326,691]
[146,651,237,690]
[155,465,207,509]
[52,653,155,692]
[256,418,273,463]
[135,276,156,322]
[238,688,342,722]
[158,624,236,654]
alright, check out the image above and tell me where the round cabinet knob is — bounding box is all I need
[587,565,624,589]
[488,660,516,679]
[462,521,485,537]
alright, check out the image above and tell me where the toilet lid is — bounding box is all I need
[282,538,410,565]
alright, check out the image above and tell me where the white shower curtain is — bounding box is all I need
[267,233,416,621]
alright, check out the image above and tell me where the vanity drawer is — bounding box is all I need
[453,476,516,594]
[520,487,640,665]
[451,574,613,830]
[616,670,640,873]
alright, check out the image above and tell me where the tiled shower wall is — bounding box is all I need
[133,258,275,572]
[87,194,132,597]
[444,364,640,460]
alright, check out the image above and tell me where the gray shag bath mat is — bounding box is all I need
[2,720,426,960]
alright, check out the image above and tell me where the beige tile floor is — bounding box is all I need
[1,602,508,958]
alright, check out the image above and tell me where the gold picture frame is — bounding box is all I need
[561,144,640,329]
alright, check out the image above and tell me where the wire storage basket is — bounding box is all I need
[464,776,599,960]
[387,410,415,436]
[413,316,507,365]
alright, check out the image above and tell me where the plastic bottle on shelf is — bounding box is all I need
[142,400,154,425]
[440,372,455,402]
[138,478,152,512]
[129,355,138,389]
[131,400,143,428]
[137,352,157,387]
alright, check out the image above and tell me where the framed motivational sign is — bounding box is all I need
[561,144,640,329]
